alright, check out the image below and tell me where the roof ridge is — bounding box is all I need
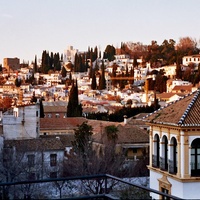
[178,89,200,126]
[142,90,198,122]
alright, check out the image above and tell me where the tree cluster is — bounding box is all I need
[87,104,156,122]
[121,37,199,67]
[40,50,62,74]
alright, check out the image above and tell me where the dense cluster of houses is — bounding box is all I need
[1,47,200,199]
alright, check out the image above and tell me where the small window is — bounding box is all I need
[27,155,35,167]
[55,114,60,118]
[50,154,57,166]
[36,111,38,117]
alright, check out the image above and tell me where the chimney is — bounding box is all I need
[123,115,127,124]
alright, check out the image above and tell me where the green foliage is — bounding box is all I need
[98,60,106,90]
[15,77,21,87]
[105,125,118,142]
[61,66,67,78]
[91,70,97,90]
[103,45,116,61]
[40,50,61,74]
[39,98,44,118]
[67,80,82,117]
[72,122,93,155]
[87,105,156,122]
[74,53,87,72]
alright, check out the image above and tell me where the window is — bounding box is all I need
[169,137,177,174]
[55,114,60,118]
[27,154,35,167]
[191,138,200,176]
[50,154,57,166]
[161,188,169,200]
[160,136,168,171]
[152,134,160,168]
[36,111,38,117]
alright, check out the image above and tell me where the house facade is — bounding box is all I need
[2,104,40,139]
[144,89,200,199]
[3,138,65,181]
[182,54,200,66]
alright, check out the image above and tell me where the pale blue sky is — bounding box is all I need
[0,0,200,64]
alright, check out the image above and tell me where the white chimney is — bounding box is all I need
[124,115,127,124]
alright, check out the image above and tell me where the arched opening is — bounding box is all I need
[191,138,200,176]
[152,134,160,168]
[169,137,177,174]
[160,135,168,171]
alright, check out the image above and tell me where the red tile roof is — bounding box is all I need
[144,89,200,127]
[40,117,87,130]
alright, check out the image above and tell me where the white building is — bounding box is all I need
[2,104,40,139]
[144,89,200,199]
[182,54,200,66]
[63,46,78,64]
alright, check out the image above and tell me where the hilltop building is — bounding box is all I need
[3,57,20,72]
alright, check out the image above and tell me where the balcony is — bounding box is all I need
[168,159,177,174]
[0,174,181,199]
[152,154,159,168]
[160,157,168,171]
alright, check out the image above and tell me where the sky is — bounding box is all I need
[0,0,200,64]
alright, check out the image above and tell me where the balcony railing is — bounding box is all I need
[160,157,168,171]
[168,159,177,174]
[152,154,159,168]
[0,174,182,199]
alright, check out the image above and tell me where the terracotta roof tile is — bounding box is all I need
[40,117,87,130]
[88,120,149,144]
[144,89,200,127]
[4,138,65,152]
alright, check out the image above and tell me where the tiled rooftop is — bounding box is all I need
[4,137,65,152]
[40,117,87,130]
[144,89,200,127]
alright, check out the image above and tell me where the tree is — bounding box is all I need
[176,37,199,56]
[67,80,82,117]
[91,70,97,90]
[61,66,67,78]
[103,45,116,61]
[15,77,21,87]
[72,122,93,156]
[34,55,38,73]
[98,60,106,90]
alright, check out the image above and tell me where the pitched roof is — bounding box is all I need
[144,89,200,127]
[172,85,193,92]
[40,117,87,130]
[88,120,149,144]
[4,138,65,152]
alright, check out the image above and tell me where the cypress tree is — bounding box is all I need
[91,70,97,90]
[34,55,38,73]
[67,79,82,117]
[98,60,106,90]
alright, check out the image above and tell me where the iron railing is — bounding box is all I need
[0,174,182,199]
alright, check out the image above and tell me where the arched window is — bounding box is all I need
[152,134,160,168]
[160,135,168,171]
[169,137,177,174]
[191,138,200,176]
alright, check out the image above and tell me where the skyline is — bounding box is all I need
[0,0,200,64]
